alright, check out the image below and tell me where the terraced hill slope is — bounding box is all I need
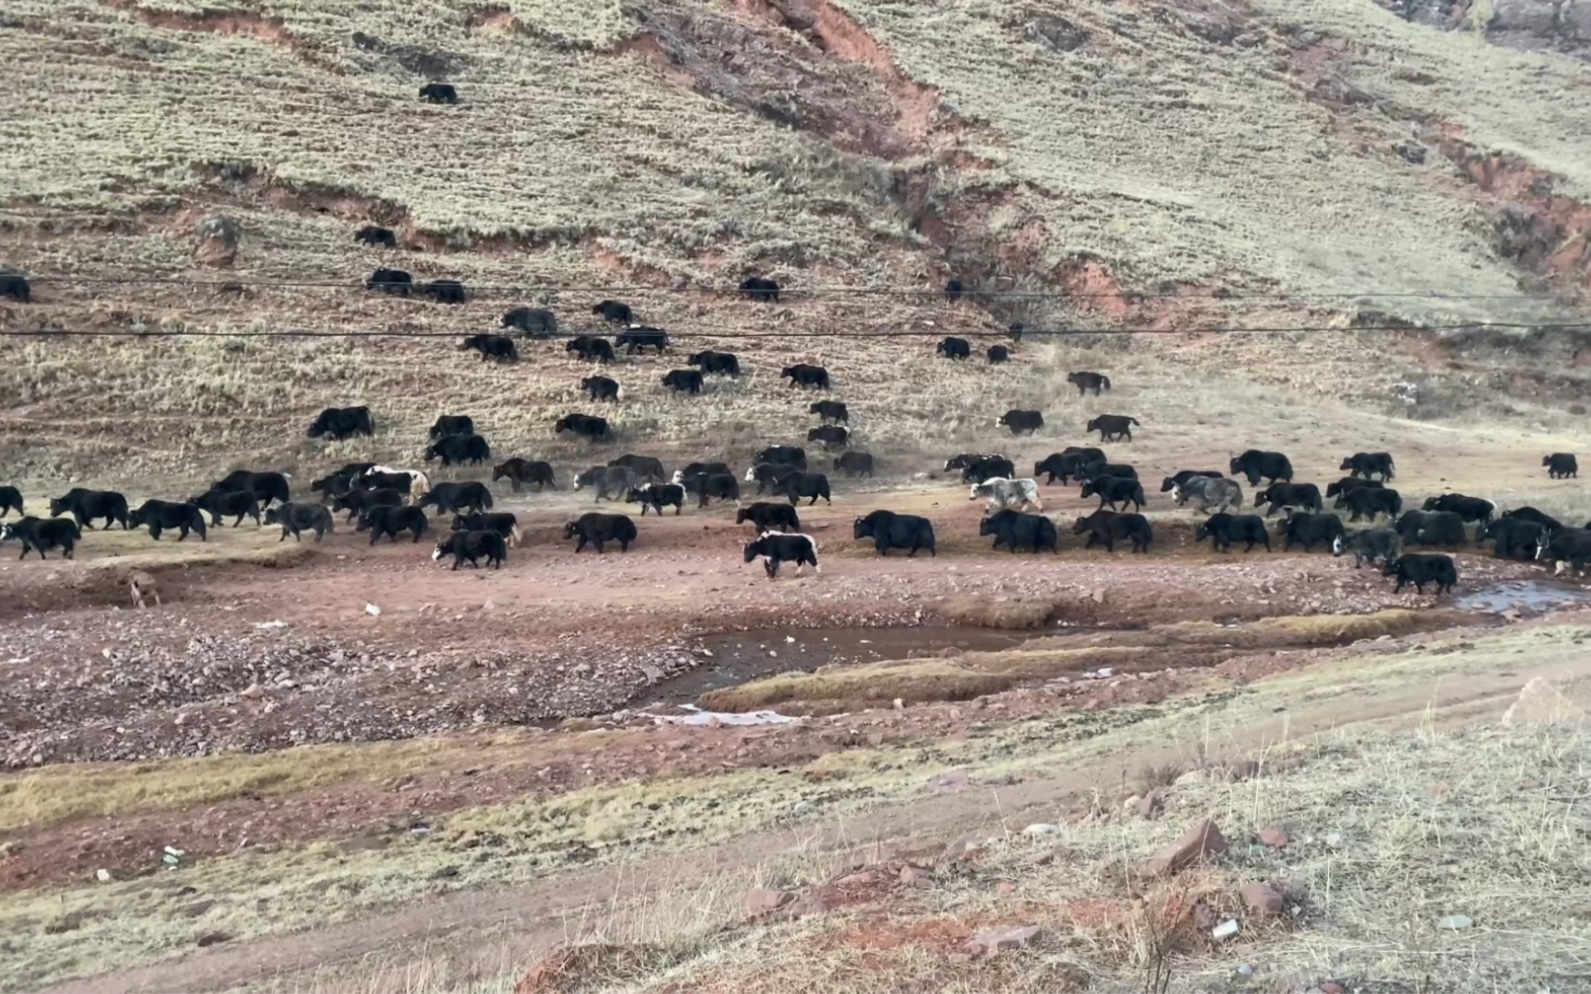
[2,0,1589,486]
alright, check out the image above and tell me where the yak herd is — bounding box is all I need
[1,255,1585,592]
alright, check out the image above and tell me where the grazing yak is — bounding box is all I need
[332,487,403,522]
[833,451,874,477]
[958,455,1016,485]
[743,530,819,579]
[1,516,80,560]
[366,267,412,295]
[1229,449,1293,486]
[1536,528,1591,574]
[567,335,616,363]
[265,502,334,542]
[592,299,634,325]
[0,273,30,303]
[740,276,780,303]
[1544,453,1578,479]
[417,481,492,515]
[564,512,637,553]
[609,453,666,483]
[676,461,734,489]
[451,511,521,548]
[1421,493,1496,525]
[555,413,612,442]
[191,488,262,528]
[936,336,971,360]
[688,350,741,376]
[1160,469,1224,492]
[1481,517,1544,560]
[614,327,668,355]
[1076,460,1137,484]
[129,499,207,542]
[737,501,801,533]
[807,425,849,449]
[581,375,621,402]
[434,530,508,570]
[1254,483,1323,517]
[1340,451,1396,480]
[987,344,1010,364]
[1335,486,1402,522]
[747,462,799,494]
[662,369,705,395]
[980,509,1058,554]
[781,472,832,507]
[1085,414,1139,442]
[1080,476,1146,512]
[1325,476,1381,500]
[0,486,22,518]
[1067,371,1110,396]
[574,465,638,502]
[1172,476,1243,514]
[307,405,374,441]
[1195,512,1269,553]
[355,225,397,248]
[49,488,130,529]
[356,505,429,544]
[211,469,291,509]
[782,363,831,389]
[459,334,517,362]
[429,414,475,439]
[1276,512,1343,552]
[1072,510,1152,553]
[944,278,965,302]
[425,279,467,304]
[501,306,557,337]
[419,82,458,103]
[755,446,807,471]
[853,510,935,557]
[1383,553,1458,595]
[424,433,491,467]
[1036,448,1107,485]
[1332,528,1401,568]
[970,477,1044,512]
[997,409,1044,436]
[809,400,848,424]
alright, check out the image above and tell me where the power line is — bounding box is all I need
[4,322,1588,341]
[19,273,1586,304]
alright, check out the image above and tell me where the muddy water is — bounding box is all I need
[644,626,1034,706]
[1453,579,1591,614]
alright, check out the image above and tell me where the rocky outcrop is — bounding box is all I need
[1377,0,1591,60]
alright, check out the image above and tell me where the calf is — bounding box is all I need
[743,530,819,578]
[564,512,637,553]
[1336,485,1402,522]
[1172,476,1243,514]
[0,516,80,559]
[1536,528,1591,573]
[460,334,517,362]
[986,344,1010,364]
[429,414,475,439]
[661,369,704,395]
[970,477,1043,512]
[936,336,971,360]
[366,267,412,295]
[425,279,467,304]
[782,364,831,389]
[691,472,741,508]
[1339,451,1396,480]
[129,499,207,542]
[1081,476,1145,512]
[1160,469,1223,493]
[264,502,334,542]
[1324,476,1381,499]
[1544,452,1578,479]
[853,509,935,557]
[1421,493,1496,525]
[1067,371,1110,396]
[615,327,668,355]
[567,336,616,364]
[1086,414,1139,442]
[737,502,801,532]
[806,425,850,449]
[574,465,637,502]
[960,456,1016,485]
[740,276,780,303]
[979,509,1059,554]
[592,299,634,325]
[493,458,556,492]
[581,375,621,402]
[783,472,832,507]
[809,400,848,424]
[357,504,429,544]
[211,469,291,509]
[555,413,611,442]
[1332,528,1401,568]
[355,224,397,248]
[191,488,262,527]
[1276,512,1343,552]
[0,486,21,518]
[48,488,130,529]
[1254,482,1323,516]
[434,530,508,570]
[501,306,557,337]
[424,433,491,467]
[307,405,375,441]
[419,82,458,103]
[451,511,521,547]
[1195,512,1269,553]
[1383,553,1457,595]
[332,486,404,522]
[1072,510,1153,553]
[1035,448,1105,485]
[417,481,493,515]
[1229,449,1293,486]
[833,451,874,478]
[687,350,741,376]
[609,454,666,482]
[1479,517,1542,560]
[628,483,685,516]
[997,409,1045,436]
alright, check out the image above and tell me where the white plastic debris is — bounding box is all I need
[254,620,288,630]
[1212,919,1241,940]
[365,603,381,617]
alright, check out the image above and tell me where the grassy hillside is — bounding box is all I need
[2,0,1589,486]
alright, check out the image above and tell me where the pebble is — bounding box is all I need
[1437,914,1473,930]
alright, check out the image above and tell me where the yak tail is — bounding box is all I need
[1143,522,1154,543]
[509,524,521,548]
[412,471,431,493]
[1129,416,1141,425]
[481,488,495,509]
[1101,375,1111,390]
